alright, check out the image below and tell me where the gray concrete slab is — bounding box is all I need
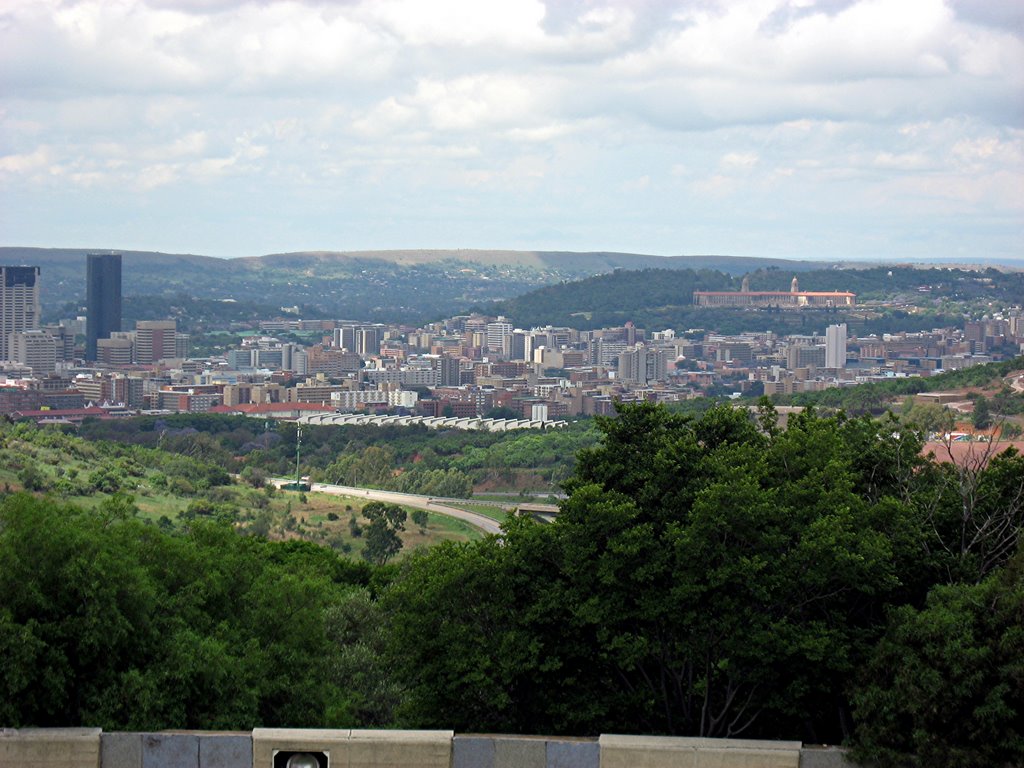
[142,733,199,768]
[453,736,495,768]
[546,740,599,768]
[799,746,860,767]
[199,734,252,768]
[494,736,545,768]
[101,732,142,768]
[0,728,102,768]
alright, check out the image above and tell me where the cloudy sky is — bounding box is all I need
[1,0,1022,262]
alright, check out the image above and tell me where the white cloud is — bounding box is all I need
[0,0,1020,261]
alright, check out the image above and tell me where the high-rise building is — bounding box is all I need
[438,355,462,386]
[485,321,513,356]
[86,253,122,361]
[96,337,132,368]
[617,344,669,385]
[0,266,41,362]
[825,323,848,369]
[10,330,56,375]
[41,324,75,362]
[135,319,176,364]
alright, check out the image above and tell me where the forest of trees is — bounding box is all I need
[2,402,1022,766]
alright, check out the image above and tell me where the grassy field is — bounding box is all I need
[277,489,483,560]
[0,426,481,563]
[445,501,511,523]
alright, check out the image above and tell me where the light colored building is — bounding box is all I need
[485,320,513,356]
[0,266,40,362]
[617,344,669,385]
[135,320,177,364]
[694,277,855,308]
[10,330,56,375]
[96,337,133,368]
[825,324,848,369]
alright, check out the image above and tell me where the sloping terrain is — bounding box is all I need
[0,246,830,323]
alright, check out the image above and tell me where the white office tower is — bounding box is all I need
[485,321,514,356]
[0,266,41,362]
[10,329,56,375]
[825,323,847,369]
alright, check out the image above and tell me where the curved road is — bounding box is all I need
[274,479,503,535]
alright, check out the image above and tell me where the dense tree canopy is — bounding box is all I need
[0,495,377,729]
[381,402,1023,762]
[3,399,1022,766]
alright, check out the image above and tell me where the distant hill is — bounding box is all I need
[2,247,1015,326]
[0,247,835,324]
[479,264,1024,335]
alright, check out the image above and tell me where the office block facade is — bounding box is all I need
[0,266,41,361]
[135,319,176,364]
[86,253,122,361]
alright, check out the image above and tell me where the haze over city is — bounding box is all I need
[1,0,1022,263]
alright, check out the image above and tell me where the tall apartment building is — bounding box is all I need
[485,321,513,356]
[787,343,826,369]
[0,266,41,362]
[41,324,75,362]
[86,253,122,361]
[333,324,384,356]
[135,320,177,364]
[617,344,669,385]
[10,329,56,375]
[438,355,462,386]
[825,323,848,369]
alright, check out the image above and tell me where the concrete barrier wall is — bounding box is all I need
[0,728,861,768]
[452,735,598,768]
[601,734,802,768]
[0,728,101,768]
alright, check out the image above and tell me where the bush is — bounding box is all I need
[851,557,1024,767]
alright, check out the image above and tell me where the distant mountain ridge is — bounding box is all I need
[2,246,1017,325]
[0,247,833,323]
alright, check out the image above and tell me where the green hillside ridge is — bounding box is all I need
[479,265,1023,335]
[0,247,843,325]
[0,418,479,558]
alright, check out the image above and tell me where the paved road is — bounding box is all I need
[274,480,503,535]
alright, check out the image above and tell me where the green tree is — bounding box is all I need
[361,502,406,566]
[0,494,370,730]
[411,510,429,533]
[973,395,992,430]
[17,464,49,492]
[384,403,925,741]
[851,550,1024,767]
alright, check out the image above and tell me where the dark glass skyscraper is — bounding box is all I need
[85,253,122,361]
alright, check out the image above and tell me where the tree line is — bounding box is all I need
[2,402,1022,766]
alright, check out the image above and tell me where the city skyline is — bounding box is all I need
[1,0,1021,264]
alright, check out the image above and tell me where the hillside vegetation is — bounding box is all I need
[775,356,1024,416]
[481,265,1020,335]
[0,419,478,558]
[2,247,823,326]
[78,414,601,496]
[2,402,1022,767]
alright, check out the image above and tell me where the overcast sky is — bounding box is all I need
[1,0,1022,262]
